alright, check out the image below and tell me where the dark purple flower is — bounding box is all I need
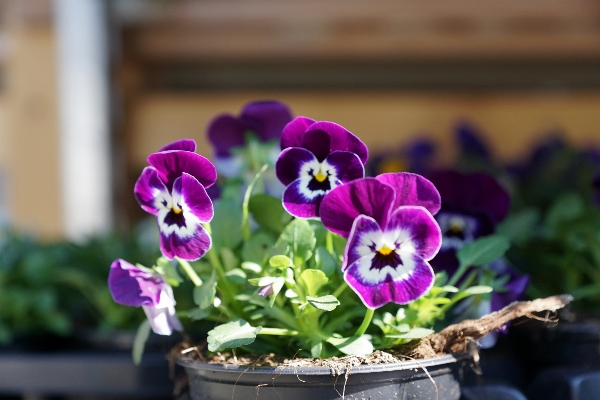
[207,101,293,158]
[275,118,368,218]
[428,170,510,275]
[108,259,182,335]
[320,173,442,308]
[134,140,217,261]
[455,121,491,160]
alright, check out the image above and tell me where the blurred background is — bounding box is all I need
[1,0,600,240]
[1,0,600,398]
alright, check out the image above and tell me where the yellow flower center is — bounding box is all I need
[172,206,182,214]
[449,222,462,234]
[314,170,328,182]
[379,244,395,256]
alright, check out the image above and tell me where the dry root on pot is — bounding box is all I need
[411,294,573,358]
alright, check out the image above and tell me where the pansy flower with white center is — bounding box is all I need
[427,170,510,276]
[320,173,442,309]
[134,140,217,261]
[275,118,368,218]
[108,259,183,335]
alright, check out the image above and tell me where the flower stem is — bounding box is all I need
[354,308,374,336]
[241,164,269,240]
[332,282,348,299]
[175,257,203,287]
[326,231,334,254]
[258,328,299,336]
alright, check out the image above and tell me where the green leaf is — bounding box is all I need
[241,262,262,274]
[249,194,293,234]
[269,255,292,269]
[241,232,274,264]
[306,295,339,311]
[154,257,183,287]
[225,268,247,284]
[207,319,262,352]
[301,269,329,297]
[457,234,510,268]
[132,319,152,365]
[188,307,212,321]
[497,208,540,244]
[269,277,286,306]
[387,327,434,339]
[211,201,243,250]
[546,192,584,228]
[310,341,323,358]
[315,247,337,277]
[277,219,316,264]
[463,285,493,295]
[327,336,373,356]
[193,271,216,309]
[220,248,238,271]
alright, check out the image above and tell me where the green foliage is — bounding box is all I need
[207,319,262,352]
[0,222,160,345]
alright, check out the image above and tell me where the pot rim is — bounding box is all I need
[176,353,466,376]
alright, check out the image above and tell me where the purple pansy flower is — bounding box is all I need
[275,118,369,218]
[428,170,510,275]
[320,173,442,309]
[207,101,293,177]
[108,259,183,335]
[134,139,217,261]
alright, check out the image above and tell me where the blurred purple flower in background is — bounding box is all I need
[207,101,293,177]
[428,170,510,275]
[320,173,441,308]
[276,118,368,218]
[108,259,182,335]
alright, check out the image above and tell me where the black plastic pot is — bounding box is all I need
[178,354,468,400]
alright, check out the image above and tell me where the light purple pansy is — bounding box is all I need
[108,259,183,336]
[320,173,442,309]
[275,118,368,218]
[134,139,217,261]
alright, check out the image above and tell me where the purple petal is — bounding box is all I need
[386,206,441,261]
[134,167,168,215]
[376,172,441,215]
[344,215,382,271]
[301,128,332,162]
[180,173,214,223]
[320,178,394,238]
[108,259,166,307]
[428,170,509,223]
[258,284,274,297]
[325,151,365,183]
[304,121,368,164]
[159,222,212,261]
[282,177,328,219]
[207,115,247,157]
[455,122,491,159]
[159,139,196,153]
[345,254,434,309]
[148,151,217,190]
[281,116,316,149]
[239,100,293,142]
[276,147,318,186]
[141,285,183,335]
